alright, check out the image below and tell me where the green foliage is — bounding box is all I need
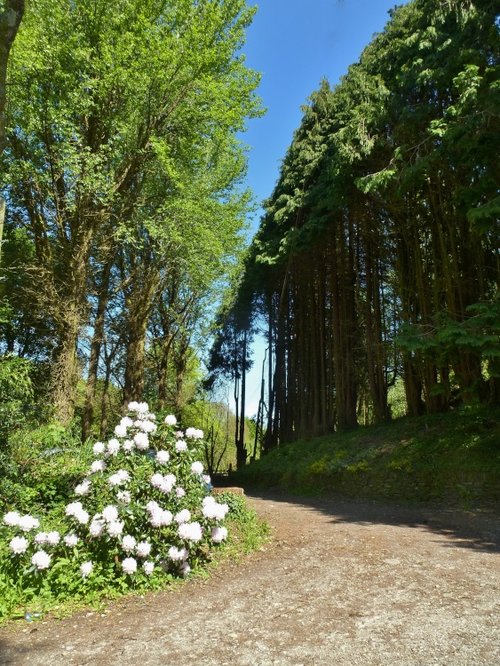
[397,298,500,399]
[0,407,227,620]
[0,355,34,447]
[1,0,263,424]
[182,400,237,474]
[388,379,407,419]
[0,421,90,513]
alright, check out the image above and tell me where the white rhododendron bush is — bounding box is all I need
[1,403,229,606]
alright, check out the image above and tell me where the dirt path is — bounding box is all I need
[1,492,499,666]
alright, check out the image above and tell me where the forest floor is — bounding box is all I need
[0,491,499,666]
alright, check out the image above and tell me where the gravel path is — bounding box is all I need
[1,492,499,665]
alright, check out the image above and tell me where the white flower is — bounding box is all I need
[80,561,93,578]
[175,430,184,438]
[102,505,119,522]
[137,402,149,414]
[65,501,83,517]
[202,474,212,485]
[168,545,188,562]
[34,532,48,545]
[191,461,204,475]
[75,479,91,496]
[150,473,163,488]
[149,512,163,528]
[175,487,186,498]
[146,500,160,514]
[136,541,151,558]
[46,531,60,546]
[9,536,28,554]
[18,515,40,532]
[117,490,131,504]
[114,423,128,438]
[107,520,124,538]
[122,557,137,575]
[175,439,188,452]
[108,470,130,487]
[159,473,176,494]
[64,534,79,547]
[202,496,229,520]
[121,535,137,552]
[175,509,191,524]
[149,509,172,528]
[127,401,140,411]
[156,450,170,464]
[120,416,134,427]
[143,561,155,575]
[107,439,121,456]
[140,420,157,434]
[89,518,105,538]
[93,442,105,455]
[161,509,173,526]
[185,427,203,440]
[180,561,191,576]
[90,460,106,474]
[122,439,135,453]
[178,521,203,542]
[164,414,177,426]
[4,511,20,527]
[75,509,89,525]
[211,526,228,543]
[134,432,149,450]
[31,550,51,570]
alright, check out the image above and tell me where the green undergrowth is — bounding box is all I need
[235,405,500,508]
[0,492,268,625]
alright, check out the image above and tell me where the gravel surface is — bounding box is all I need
[1,492,499,665]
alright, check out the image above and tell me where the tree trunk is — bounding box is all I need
[0,196,4,266]
[82,258,113,441]
[236,329,247,469]
[0,0,24,157]
[122,265,159,406]
[51,306,81,425]
[0,2,25,267]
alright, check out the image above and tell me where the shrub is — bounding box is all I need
[0,402,231,618]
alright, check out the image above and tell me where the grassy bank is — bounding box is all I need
[235,405,500,507]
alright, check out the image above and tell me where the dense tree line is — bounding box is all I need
[209,0,499,456]
[0,0,261,438]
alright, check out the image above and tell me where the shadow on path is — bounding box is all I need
[0,637,54,666]
[244,487,500,554]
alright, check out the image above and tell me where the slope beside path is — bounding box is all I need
[1,492,499,665]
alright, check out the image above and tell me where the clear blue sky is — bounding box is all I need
[229,0,408,416]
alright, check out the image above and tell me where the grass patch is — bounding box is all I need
[235,404,500,508]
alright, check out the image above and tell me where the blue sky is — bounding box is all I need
[230,0,408,416]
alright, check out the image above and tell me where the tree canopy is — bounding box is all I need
[209,0,499,450]
[0,0,261,431]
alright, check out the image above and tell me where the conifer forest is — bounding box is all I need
[208,0,499,464]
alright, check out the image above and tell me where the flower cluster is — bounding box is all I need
[2,404,230,587]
